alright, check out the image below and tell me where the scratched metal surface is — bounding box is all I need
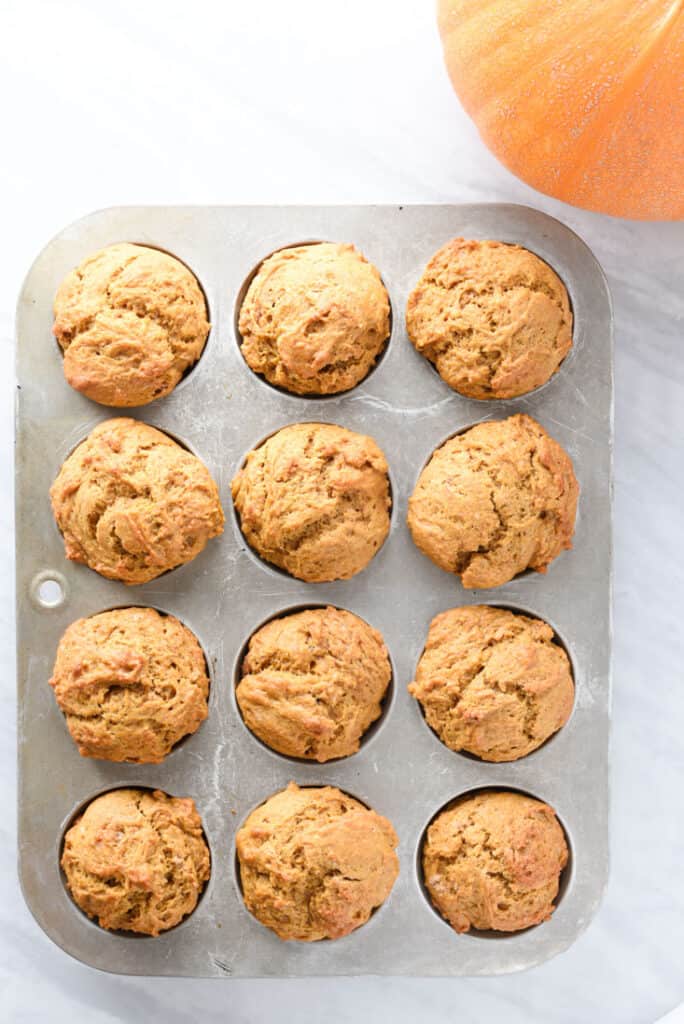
[15,205,612,976]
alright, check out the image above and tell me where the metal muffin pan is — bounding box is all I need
[16,204,612,976]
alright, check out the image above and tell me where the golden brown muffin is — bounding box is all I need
[238,242,390,394]
[407,414,578,589]
[61,788,210,936]
[53,243,210,407]
[407,238,572,399]
[236,782,399,941]
[50,607,209,763]
[237,606,391,762]
[409,606,573,761]
[422,790,568,933]
[50,418,224,585]
[232,422,391,582]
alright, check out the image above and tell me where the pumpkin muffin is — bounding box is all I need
[61,788,210,936]
[422,790,568,933]
[237,606,391,762]
[50,418,224,585]
[50,607,209,763]
[407,238,572,399]
[238,242,390,394]
[236,782,399,941]
[407,414,578,589]
[409,606,573,761]
[53,242,210,407]
[232,422,391,582]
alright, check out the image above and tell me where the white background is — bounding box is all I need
[2,2,683,1021]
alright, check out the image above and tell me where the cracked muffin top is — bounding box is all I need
[422,790,568,933]
[50,418,224,584]
[406,238,572,399]
[53,242,209,407]
[407,414,578,589]
[61,788,210,936]
[238,242,390,395]
[231,422,391,582]
[236,782,399,941]
[50,607,209,763]
[237,606,391,762]
[409,606,573,761]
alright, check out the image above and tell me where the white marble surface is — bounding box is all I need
[2,2,683,1021]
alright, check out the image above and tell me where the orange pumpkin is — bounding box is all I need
[437,0,684,220]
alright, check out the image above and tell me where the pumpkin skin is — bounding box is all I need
[437,0,684,220]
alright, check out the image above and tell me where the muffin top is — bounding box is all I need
[407,414,578,589]
[53,243,209,407]
[61,788,210,936]
[409,606,574,761]
[422,790,568,933]
[236,782,399,941]
[50,418,224,584]
[238,242,390,395]
[232,422,391,582]
[237,606,391,762]
[406,238,572,399]
[50,607,209,763]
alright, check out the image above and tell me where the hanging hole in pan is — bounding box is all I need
[31,570,67,610]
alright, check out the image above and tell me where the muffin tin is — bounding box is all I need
[16,204,613,976]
